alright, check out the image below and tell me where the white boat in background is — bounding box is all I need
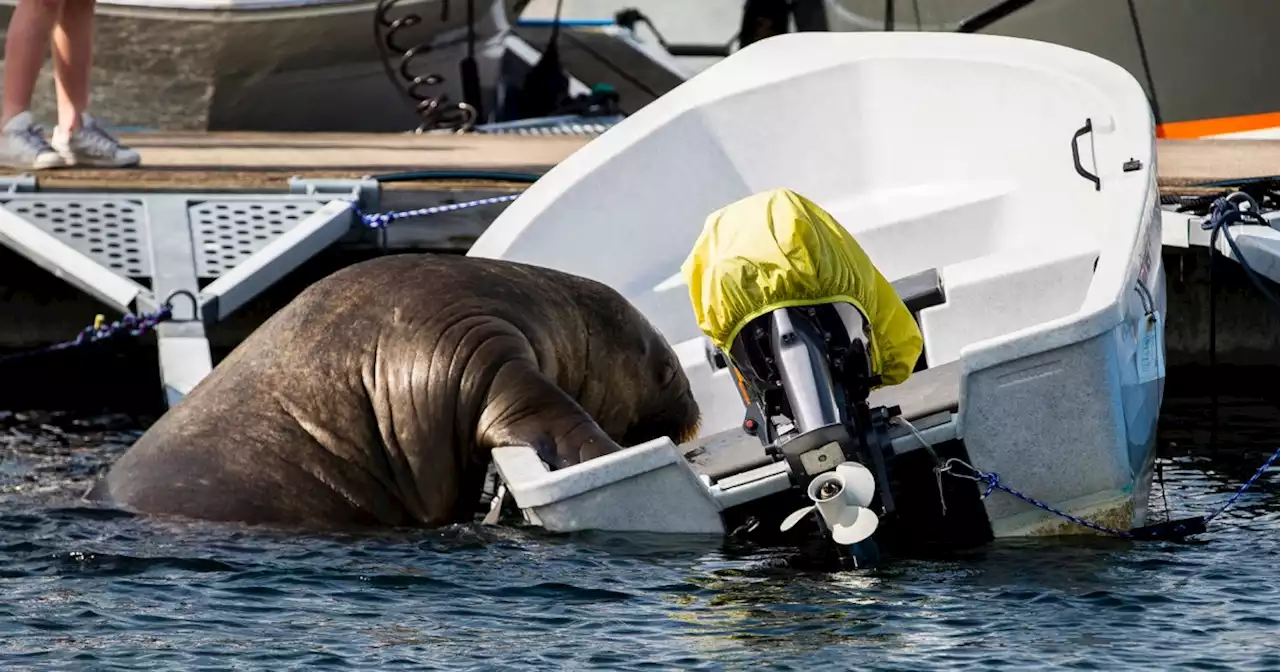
[470,31,1168,551]
[821,0,1280,140]
[515,0,1280,140]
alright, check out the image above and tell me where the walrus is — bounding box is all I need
[84,253,701,529]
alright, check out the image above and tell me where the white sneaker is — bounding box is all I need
[51,113,140,168]
[0,112,67,170]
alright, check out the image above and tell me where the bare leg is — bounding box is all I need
[2,0,61,126]
[51,0,92,132]
[47,0,139,168]
[0,0,66,169]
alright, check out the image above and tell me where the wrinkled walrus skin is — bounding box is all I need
[85,253,701,529]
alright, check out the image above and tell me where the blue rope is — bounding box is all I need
[1203,445,1280,524]
[358,194,520,228]
[1194,193,1280,525]
[1200,193,1280,311]
[936,458,1135,538]
[938,443,1280,540]
[0,304,174,365]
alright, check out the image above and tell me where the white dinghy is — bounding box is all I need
[469,31,1168,555]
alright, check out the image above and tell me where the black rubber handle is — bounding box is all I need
[1072,118,1101,191]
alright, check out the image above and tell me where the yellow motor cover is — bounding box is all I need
[681,188,922,388]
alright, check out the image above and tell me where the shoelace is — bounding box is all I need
[13,125,55,155]
[76,124,122,156]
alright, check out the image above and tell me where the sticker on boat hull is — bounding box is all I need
[1136,311,1165,384]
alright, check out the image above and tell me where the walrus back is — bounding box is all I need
[88,252,678,529]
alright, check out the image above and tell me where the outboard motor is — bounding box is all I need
[715,301,901,564]
[682,188,923,567]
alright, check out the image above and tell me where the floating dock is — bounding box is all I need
[0,131,1277,411]
[0,130,589,408]
[26,131,589,190]
[1156,139,1280,188]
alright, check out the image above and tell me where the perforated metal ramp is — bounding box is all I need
[189,201,324,278]
[0,175,377,408]
[6,198,151,277]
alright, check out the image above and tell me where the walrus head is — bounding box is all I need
[564,286,702,451]
[616,330,702,448]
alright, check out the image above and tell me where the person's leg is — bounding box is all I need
[50,0,139,167]
[50,0,90,132]
[0,0,66,169]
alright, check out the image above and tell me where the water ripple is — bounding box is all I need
[2,399,1280,669]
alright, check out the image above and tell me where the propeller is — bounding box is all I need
[780,461,880,545]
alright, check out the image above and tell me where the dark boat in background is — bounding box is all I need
[0,0,528,132]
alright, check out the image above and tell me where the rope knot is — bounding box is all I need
[979,472,999,499]
[363,212,394,228]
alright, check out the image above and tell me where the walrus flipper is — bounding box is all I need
[476,360,623,471]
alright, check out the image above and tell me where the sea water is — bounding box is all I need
[1,384,1278,670]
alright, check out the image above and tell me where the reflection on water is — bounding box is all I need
[2,382,1280,669]
[0,411,141,507]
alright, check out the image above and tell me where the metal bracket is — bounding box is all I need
[288,176,380,213]
[0,203,145,312]
[200,199,357,321]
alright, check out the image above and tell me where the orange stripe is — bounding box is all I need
[732,367,751,405]
[1158,111,1280,139]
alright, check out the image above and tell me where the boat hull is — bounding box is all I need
[956,171,1167,538]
